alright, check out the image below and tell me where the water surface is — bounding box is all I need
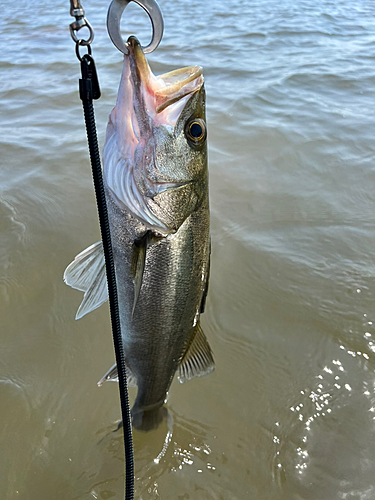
[1,0,375,499]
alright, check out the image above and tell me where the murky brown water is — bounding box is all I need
[2,0,375,499]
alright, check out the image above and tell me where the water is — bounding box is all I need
[1,0,375,498]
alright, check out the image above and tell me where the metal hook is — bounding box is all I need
[107,0,164,55]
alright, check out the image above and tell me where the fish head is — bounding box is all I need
[103,37,207,233]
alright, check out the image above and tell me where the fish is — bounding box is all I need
[64,36,214,431]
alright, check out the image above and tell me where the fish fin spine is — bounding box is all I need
[177,321,215,384]
[63,242,108,319]
[97,362,137,388]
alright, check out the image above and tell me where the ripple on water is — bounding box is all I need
[2,0,375,498]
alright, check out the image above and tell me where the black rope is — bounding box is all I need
[78,53,134,500]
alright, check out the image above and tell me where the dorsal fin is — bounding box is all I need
[178,322,215,384]
[63,242,108,320]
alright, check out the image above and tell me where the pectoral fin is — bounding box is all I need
[131,232,149,317]
[97,362,137,387]
[63,242,108,319]
[178,322,215,384]
[131,231,161,316]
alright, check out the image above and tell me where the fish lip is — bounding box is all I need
[127,35,143,53]
[126,35,204,117]
[126,36,151,89]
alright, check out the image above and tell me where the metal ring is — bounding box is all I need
[70,17,95,45]
[107,0,164,55]
[75,41,92,61]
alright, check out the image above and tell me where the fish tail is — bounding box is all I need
[131,403,168,432]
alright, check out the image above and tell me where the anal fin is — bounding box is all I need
[178,322,215,384]
[97,362,137,388]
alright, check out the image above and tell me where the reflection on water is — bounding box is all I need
[1,0,375,498]
[74,410,215,500]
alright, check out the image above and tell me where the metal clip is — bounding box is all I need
[69,0,94,46]
[107,0,164,55]
[80,54,101,101]
[70,0,85,18]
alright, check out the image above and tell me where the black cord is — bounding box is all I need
[79,53,135,500]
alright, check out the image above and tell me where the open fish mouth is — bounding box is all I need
[103,36,205,231]
[126,36,204,122]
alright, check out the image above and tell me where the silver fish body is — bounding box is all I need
[106,186,210,427]
[64,37,214,430]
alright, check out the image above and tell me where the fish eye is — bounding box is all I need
[189,122,204,139]
[185,118,206,146]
